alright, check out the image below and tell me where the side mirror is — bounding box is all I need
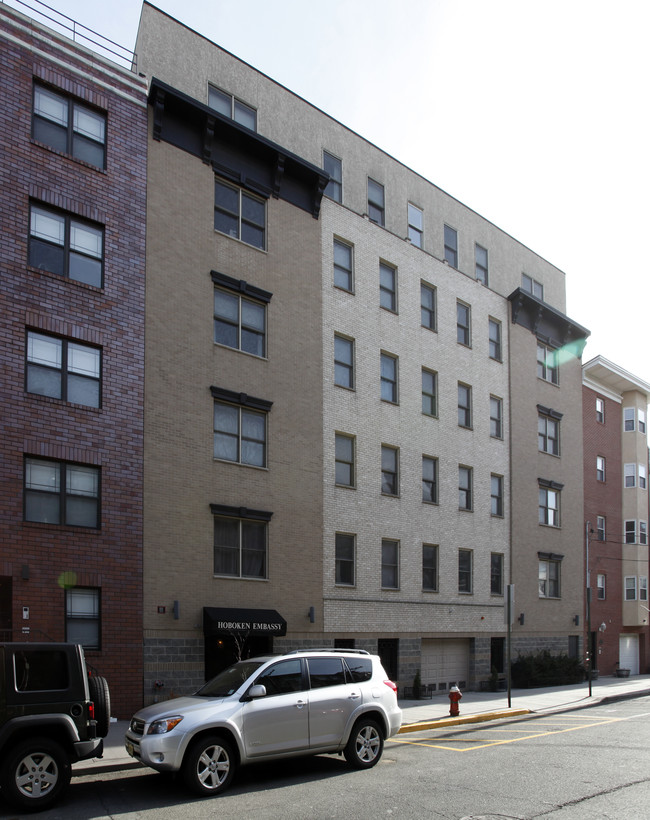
[247,684,267,699]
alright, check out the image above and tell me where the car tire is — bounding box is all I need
[182,735,236,796]
[88,675,111,738]
[344,718,384,769]
[0,736,71,811]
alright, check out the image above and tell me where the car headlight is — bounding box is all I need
[147,716,183,734]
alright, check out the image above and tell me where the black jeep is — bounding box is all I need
[0,642,110,811]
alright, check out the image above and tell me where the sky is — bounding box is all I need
[11,0,650,384]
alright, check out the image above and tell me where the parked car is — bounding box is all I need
[0,642,110,812]
[125,648,402,796]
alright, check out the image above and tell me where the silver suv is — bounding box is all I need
[125,649,402,796]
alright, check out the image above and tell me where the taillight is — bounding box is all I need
[89,702,95,720]
[384,679,398,693]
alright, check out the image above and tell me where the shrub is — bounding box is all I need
[511,650,584,688]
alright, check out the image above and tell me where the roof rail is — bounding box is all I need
[286,648,370,656]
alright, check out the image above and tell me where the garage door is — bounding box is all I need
[619,634,639,675]
[421,639,470,691]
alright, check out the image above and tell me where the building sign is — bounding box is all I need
[203,606,287,637]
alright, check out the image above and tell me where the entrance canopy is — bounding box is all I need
[203,607,287,637]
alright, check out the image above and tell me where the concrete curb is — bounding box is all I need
[398,708,531,733]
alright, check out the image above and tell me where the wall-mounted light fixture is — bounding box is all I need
[518,613,525,626]
[21,565,29,580]
[173,600,180,620]
[308,606,315,623]
[573,615,580,626]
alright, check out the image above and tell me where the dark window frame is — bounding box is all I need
[65,587,101,650]
[335,532,355,586]
[24,457,101,529]
[26,329,102,408]
[214,178,266,250]
[211,504,272,579]
[323,151,342,202]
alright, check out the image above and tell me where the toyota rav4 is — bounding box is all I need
[125,648,401,796]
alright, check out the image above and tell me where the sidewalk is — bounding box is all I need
[72,674,650,777]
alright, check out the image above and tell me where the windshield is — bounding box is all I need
[195,660,265,697]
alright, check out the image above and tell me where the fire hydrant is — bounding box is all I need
[448,684,462,717]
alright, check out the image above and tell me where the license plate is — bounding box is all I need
[125,741,134,757]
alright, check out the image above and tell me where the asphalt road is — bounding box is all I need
[3,696,650,819]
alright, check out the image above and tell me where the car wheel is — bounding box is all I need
[344,718,384,769]
[182,735,236,796]
[0,737,71,811]
[88,675,111,738]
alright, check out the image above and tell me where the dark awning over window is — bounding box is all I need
[203,607,287,637]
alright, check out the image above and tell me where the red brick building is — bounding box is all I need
[583,357,650,676]
[0,4,147,716]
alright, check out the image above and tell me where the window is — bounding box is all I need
[213,279,268,357]
[538,413,560,455]
[307,657,346,689]
[208,85,256,130]
[367,178,385,226]
[422,369,438,417]
[596,456,606,482]
[334,335,354,389]
[539,484,560,526]
[422,456,438,504]
[24,458,100,528]
[458,383,472,428]
[323,151,342,202]
[491,474,504,517]
[539,557,560,598]
[66,588,100,649]
[29,204,103,287]
[641,577,648,602]
[475,244,488,285]
[641,521,648,545]
[624,408,635,432]
[214,179,265,249]
[537,343,559,385]
[596,515,606,541]
[213,398,267,467]
[335,434,355,487]
[26,331,101,408]
[33,84,106,168]
[522,273,543,300]
[212,508,269,578]
[335,533,355,586]
[491,553,504,595]
[624,463,636,488]
[458,549,472,593]
[488,318,501,360]
[457,301,471,346]
[333,239,353,292]
[459,466,472,510]
[639,410,646,434]
[380,353,398,403]
[490,396,503,438]
[381,539,399,589]
[421,283,436,330]
[640,464,647,489]
[625,520,637,544]
[381,446,399,496]
[255,659,302,695]
[444,225,458,267]
[625,576,637,601]
[408,203,423,247]
[596,574,605,600]
[423,544,438,592]
[596,397,605,423]
[379,262,397,312]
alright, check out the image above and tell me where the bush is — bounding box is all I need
[511,650,584,688]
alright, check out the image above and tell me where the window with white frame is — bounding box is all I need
[625,520,637,544]
[380,353,398,403]
[457,301,471,346]
[333,238,353,292]
[522,273,543,300]
[381,539,399,589]
[422,368,438,417]
[422,544,438,591]
[323,151,342,202]
[596,456,606,482]
[488,318,501,360]
[539,482,561,527]
[641,576,648,601]
[212,506,269,578]
[538,411,560,455]
[639,464,647,489]
[444,225,458,267]
[65,588,100,649]
[639,409,646,434]
[641,521,648,545]
[367,178,385,226]
[596,574,605,600]
[335,433,355,487]
[490,395,503,438]
[625,576,637,601]
[26,330,101,407]
[381,445,399,496]
[624,463,636,488]
[597,515,606,541]
[379,262,397,312]
[458,549,473,593]
[458,383,472,428]
[537,343,558,384]
[335,532,355,586]
[596,397,605,423]
[33,84,106,168]
[624,407,635,432]
[334,334,354,389]
[421,282,436,330]
[213,275,269,358]
[422,456,438,504]
[408,203,423,247]
[539,555,560,598]
[459,465,472,510]
[214,179,265,249]
[208,85,257,130]
[475,244,488,285]
[491,474,504,517]
[213,392,269,468]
